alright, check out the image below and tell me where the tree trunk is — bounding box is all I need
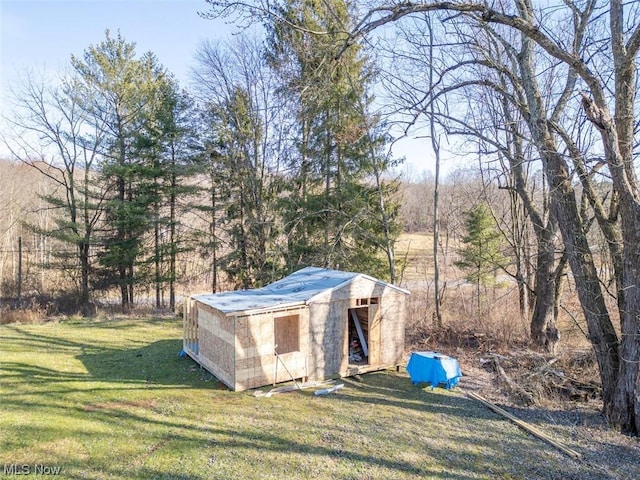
[611,196,640,433]
[169,169,177,311]
[79,241,91,310]
[154,200,161,309]
[516,25,620,412]
[427,15,442,327]
[210,172,218,293]
[530,226,559,353]
[544,147,619,410]
[607,0,640,434]
[373,160,396,284]
[239,193,249,290]
[119,266,128,309]
[324,111,331,268]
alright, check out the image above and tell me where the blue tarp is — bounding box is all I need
[406,351,462,389]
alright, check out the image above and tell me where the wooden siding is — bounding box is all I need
[308,299,348,379]
[308,276,406,378]
[183,297,198,351]
[316,276,393,303]
[197,304,235,388]
[185,274,408,391]
[378,292,406,365]
[368,303,381,366]
[234,307,309,391]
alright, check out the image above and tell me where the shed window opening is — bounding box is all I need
[356,297,379,306]
[274,314,300,354]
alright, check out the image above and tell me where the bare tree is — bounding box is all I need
[343,0,639,434]
[192,35,285,288]
[0,161,51,299]
[2,70,107,312]
[376,9,563,347]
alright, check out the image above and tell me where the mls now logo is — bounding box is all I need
[3,464,62,475]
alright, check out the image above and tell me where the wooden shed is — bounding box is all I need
[183,266,410,391]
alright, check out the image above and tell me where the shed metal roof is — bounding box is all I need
[192,266,408,315]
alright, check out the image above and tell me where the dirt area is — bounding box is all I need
[452,348,639,480]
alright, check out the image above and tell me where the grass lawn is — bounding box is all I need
[0,317,588,479]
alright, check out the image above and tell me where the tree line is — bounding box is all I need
[3,2,401,313]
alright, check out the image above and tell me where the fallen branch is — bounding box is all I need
[465,391,581,460]
[491,356,535,406]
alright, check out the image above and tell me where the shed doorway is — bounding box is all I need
[348,297,379,366]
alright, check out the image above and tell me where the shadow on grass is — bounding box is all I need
[343,371,640,480]
[333,371,496,419]
[2,325,481,478]
[2,421,479,480]
[1,324,218,390]
[0,389,477,479]
[3,325,635,480]
[79,338,205,385]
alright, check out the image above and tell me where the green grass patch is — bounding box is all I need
[1,317,578,479]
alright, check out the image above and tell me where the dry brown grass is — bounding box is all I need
[395,233,435,283]
[397,232,600,353]
[0,303,47,325]
[405,283,530,353]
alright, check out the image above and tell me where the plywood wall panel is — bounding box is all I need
[187,277,408,391]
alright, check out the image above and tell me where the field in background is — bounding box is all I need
[396,232,593,353]
[0,157,607,358]
[0,317,629,480]
[395,233,435,284]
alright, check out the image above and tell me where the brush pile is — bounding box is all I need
[479,350,601,406]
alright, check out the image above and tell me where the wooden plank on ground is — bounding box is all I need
[465,391,581,459]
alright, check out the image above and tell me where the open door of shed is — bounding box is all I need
[347,300,380,367]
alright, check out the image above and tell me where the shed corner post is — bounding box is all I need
[182,296,190,347]
[232,314,237,391]
[183,295,198,354]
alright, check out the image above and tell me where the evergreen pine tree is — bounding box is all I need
[71,31,172,307]
[267,0,400,279]
[455,202,508,309]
